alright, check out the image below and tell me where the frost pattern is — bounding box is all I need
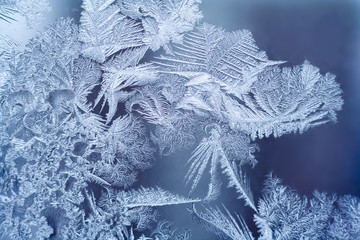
[0,0,350,239]
[190,204,254,240]
[153,22,343,211]
[79,0,144,62]
[0,0,51,27]
[155,23,343,139]
[185,125,257,210]
[0,1,17,23]
[96,46,157,123]
[191,175,360,240]
[118,0,203,52]
[254,175,360,240]
[0,17,198,239]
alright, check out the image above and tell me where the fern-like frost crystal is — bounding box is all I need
[190,204,254,240]
[0,0,348,238]
[118,0,203,52]
[254,175,360,240]
[185,126,258,210]
[230,61,343,139]
[79,0,144,62]
[156,24,343,139]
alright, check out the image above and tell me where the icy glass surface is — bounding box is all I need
[0,0,359,239]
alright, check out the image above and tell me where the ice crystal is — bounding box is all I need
[0,0,350,239]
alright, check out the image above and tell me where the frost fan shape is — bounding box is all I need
[0,0,352,239]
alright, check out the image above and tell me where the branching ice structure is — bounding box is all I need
[0,0,354,239]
